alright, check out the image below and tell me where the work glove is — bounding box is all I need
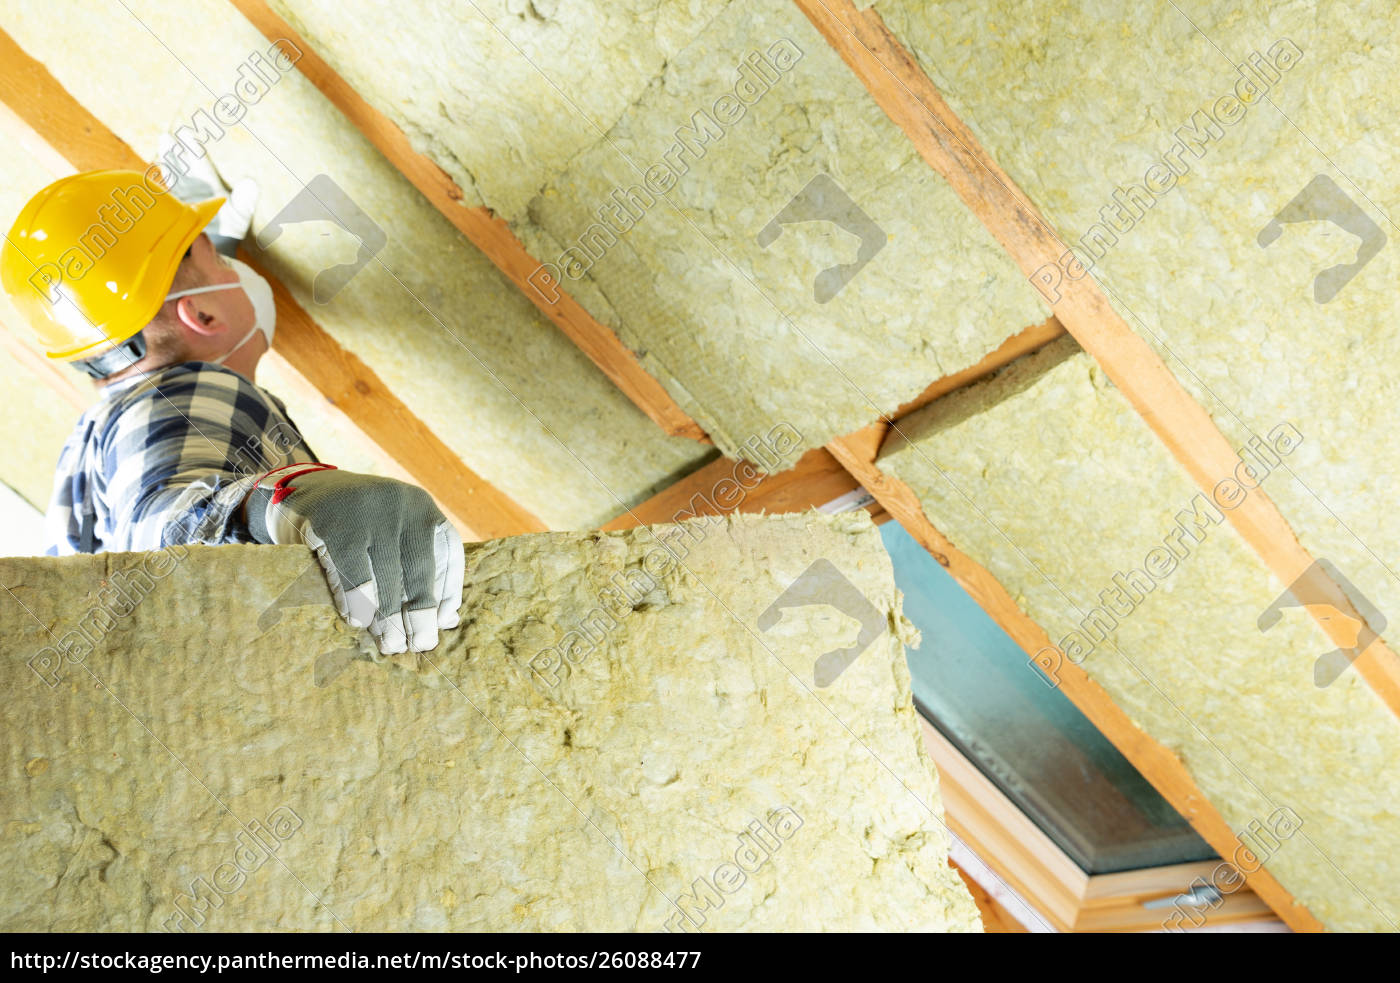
[156,134,259,256]
[247,464,466,656]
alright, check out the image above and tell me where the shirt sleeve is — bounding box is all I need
[97,367,313,552]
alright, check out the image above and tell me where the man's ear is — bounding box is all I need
[172,294,227,338]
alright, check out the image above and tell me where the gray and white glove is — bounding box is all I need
[247,464,465,656]
[156,134,258,256]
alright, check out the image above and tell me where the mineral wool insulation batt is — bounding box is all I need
[875,0,1400,765]
[267,0,1047,465]
[0,513,981,932]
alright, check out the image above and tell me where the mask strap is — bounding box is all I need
[165,281,240,301]
[212,324,261,366]
[211,324,261,366]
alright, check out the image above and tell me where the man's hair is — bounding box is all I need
[143,246,204,360]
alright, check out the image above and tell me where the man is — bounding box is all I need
[1,158,464,657]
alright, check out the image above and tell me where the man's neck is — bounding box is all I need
[94,356,174,392]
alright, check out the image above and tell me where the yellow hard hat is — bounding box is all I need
[1,169,223,363]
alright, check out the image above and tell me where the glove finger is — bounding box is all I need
[312,545,376,634]
[370,610,408,657]
[310,544,351,622]
[399,520,435,608]
[317,532,373,629]
[343,580,379,633]
[367,540,406,617]
[399,514,442,653]
[367,540,408,654]
[404,608,439,655]
[301,528,352,621]
[436,523,466,631]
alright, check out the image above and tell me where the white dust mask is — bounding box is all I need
[164,257,277,365]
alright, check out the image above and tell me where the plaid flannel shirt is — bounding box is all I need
[45,362,318,556]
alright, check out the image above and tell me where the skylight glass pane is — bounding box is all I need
[881,520,1215,874]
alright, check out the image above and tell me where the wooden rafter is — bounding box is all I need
[601,446,882,530]
[0,27,545,541]
[227,0,708,443]
[797,0,1400,721]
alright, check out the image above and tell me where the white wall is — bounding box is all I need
[0,480,44,556]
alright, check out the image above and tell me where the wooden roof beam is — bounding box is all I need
[601,445,882,530]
